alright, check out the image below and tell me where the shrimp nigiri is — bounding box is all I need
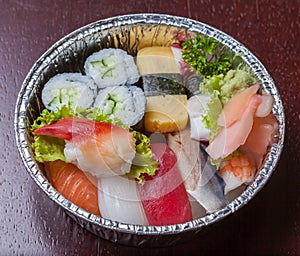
[44,160,100,215]
[220,154,256,194]
[34,117,136,178]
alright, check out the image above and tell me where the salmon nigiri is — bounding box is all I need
[138,143,192,226]
[44,160,100,216]
[34,117,136,178]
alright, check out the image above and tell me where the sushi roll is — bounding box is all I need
[93,85,146,126]
[84,48,140,88]
[41,73,97,111]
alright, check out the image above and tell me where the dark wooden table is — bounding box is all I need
[1,0,299,255]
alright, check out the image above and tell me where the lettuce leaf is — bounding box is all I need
[31,105,76,132]
[202,90,223,141]
[31,105,157,183]
[127,131,158,184]
[31,135,66,162]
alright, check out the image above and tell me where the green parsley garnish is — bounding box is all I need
[181,35,231,78]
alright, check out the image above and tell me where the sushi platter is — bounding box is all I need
[14,14,285,247]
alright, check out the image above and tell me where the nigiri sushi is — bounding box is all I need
[137,143,193,225]
[34,117,136,178]
[240,113,278,168]
[186,94,211,141]
[44,160,100,216]
[220,154,256,194]
[167,129,227,213]
[97,175,148,225]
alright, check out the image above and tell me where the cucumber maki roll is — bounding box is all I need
[93,85,146,126]
[41,73,97,111]
[84,48,140,88]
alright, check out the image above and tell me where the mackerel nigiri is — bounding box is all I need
[167,129,227,213]
[34,117,136,178]
[138,143,192,226]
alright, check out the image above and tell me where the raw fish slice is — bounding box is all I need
[206,94,262,160]
[255,93,274,117]
[34,117,136,178]
[167,128,201,191]
[168,131,227,213]
[97,175,148,225]
[44,160,100,216]
[240,113,278,168]
[189,144,227,212]
[137,143,192,225]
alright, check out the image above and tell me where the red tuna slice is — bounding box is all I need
[137,143,192,226]
[218,84,260,127]
[240,113,278,168]
[206,94,262,160]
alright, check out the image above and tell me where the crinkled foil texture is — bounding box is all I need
[14,14,285,247]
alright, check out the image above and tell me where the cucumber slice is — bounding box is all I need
[94,85,146,126]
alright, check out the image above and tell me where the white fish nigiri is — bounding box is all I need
[97,175,148,225]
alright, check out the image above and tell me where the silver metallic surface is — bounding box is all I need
[14,13,285,247]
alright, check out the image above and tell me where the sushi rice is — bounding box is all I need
[84,48,140,88]
[93,85,146,126]
[42,73,97,111]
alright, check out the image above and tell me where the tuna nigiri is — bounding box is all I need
[137,143,193,225]
[34,117,136,178]
[44,160,100,216]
